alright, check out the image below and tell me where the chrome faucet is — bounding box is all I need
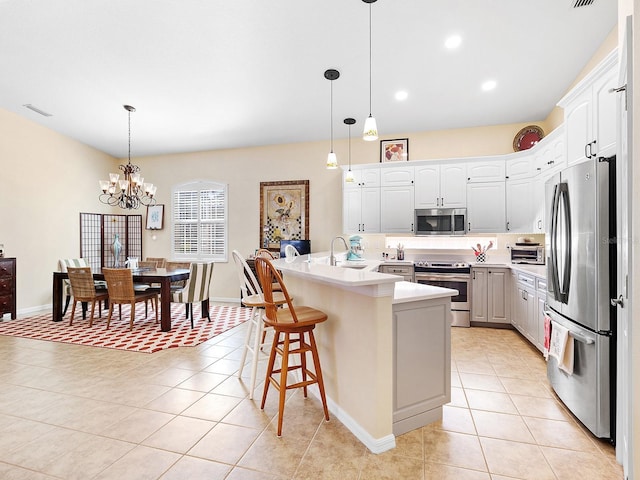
[330,236,349,266]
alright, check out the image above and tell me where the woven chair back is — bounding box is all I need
[66,266,98,301]
[145,257,166,268]
[102,268,136,303]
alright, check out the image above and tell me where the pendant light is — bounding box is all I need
[344,118,356,182]
[324,69,340,169]
[362,0,378,141]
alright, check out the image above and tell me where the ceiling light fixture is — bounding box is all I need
[325,68,340,169]
[99,105,157,210]
[482,80,497,91]
[395,90,408,101]
[344,117,356,182]
[444,35,462,49]
[362,0,378,141]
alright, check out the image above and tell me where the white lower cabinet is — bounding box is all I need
[511,270,546,351]
[393,298,450,435]
[466,182,506,233]
[471,266,510,324]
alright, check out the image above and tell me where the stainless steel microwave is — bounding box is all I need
[414,208,467,235]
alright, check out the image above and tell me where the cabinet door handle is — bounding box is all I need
[585,143,590,159]
[441,197,444,206]
[411,223,414,231]
[506,221,510,231]
[537,219,542,230]
[591,140,597,158]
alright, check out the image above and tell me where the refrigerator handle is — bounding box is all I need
[558,182,571,303]
[549,184,561,301]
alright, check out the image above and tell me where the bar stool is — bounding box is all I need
[232,250,287,399]
[254,256,330,436]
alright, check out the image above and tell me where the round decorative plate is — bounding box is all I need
[513,125,544,151]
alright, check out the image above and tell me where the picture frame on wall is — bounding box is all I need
[146,204,164,230]
[259,180,309,252]
[380,138,409,163]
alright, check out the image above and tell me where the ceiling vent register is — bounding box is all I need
[571,0,595,8]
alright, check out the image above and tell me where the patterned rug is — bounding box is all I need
[0,304,251,354]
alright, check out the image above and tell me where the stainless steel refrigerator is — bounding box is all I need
[544,156,616,441]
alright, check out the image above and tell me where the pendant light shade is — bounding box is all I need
[324,68,340,169]
[344,118,356,183]
[363,0,378,141]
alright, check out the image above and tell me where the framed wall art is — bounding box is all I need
[259,180,309,251]
[146,204,164,230]
[380,138,409,162]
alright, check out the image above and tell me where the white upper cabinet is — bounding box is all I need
[558,50,618,166]
[380,185,415,233]
[380,165,414,186]
[344,167,381,188]
[466,159,506,183]
[533,126,566,178]
[466,181,506,233]
[414,162,466,208]
[505,154,533,180]
[505,178,533,233]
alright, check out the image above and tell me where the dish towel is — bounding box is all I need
[543,314,552,360]
[548,321,574,375]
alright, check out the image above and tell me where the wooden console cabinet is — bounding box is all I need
[0,258,16,319]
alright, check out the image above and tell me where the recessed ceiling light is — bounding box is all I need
[395,91,408,101]
[445,35,462,49]
[481,80,497,91]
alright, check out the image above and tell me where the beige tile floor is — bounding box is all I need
[0,312,623,479]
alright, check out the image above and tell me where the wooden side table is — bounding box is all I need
[0,258,16,319]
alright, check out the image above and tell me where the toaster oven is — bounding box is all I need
[510,245,544,264]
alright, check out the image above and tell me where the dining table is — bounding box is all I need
[52,267,191,332]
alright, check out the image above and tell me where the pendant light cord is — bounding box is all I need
[348,124,352,169]
[128,109,132,164]
[368,2,372,116]
[330,80,334,152]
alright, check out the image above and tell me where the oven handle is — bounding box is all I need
[415,273,470,282]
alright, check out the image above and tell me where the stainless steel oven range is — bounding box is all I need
[414,261,470,327]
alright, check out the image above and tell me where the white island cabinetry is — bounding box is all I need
[272,255,456,451]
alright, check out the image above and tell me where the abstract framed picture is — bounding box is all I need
[259,180,309,251]
[146,204,164,230]
[380,138,409,162]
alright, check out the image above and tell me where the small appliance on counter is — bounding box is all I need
[510,244,544,264]
[347,235,363,260]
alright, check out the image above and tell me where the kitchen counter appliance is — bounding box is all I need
[545,155,616,441]
[510,244,544,264]
[414,260,470,327]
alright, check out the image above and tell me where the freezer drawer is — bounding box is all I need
[546,310,610,438]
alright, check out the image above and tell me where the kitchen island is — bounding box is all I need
[271,254,457,453]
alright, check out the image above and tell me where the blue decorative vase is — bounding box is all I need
[111,234,122,267]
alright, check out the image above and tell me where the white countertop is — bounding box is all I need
[393,281,458,305]
[471,262,546,278]
[272,253,459,302]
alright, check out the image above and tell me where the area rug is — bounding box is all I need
[0,304,251,354]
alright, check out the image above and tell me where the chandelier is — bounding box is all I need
[99,105,156,210]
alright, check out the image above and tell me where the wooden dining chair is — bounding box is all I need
[66,266,109,326]
[103,268,158,330]
[145,257,166,268]
[58,258,107,317]
[254,256,330,436]
[171,262,215,328]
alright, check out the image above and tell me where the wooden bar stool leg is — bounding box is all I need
[309,329,330,421]
[277,333,291,437]
[261,331,280,410]
[299,332,308,398]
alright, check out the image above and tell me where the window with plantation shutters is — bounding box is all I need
[172,181,228,261]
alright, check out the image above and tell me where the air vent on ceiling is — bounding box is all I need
[23,104,53,117]
[572,0,595,7]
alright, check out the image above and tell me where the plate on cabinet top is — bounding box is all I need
[513,125,544,152]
